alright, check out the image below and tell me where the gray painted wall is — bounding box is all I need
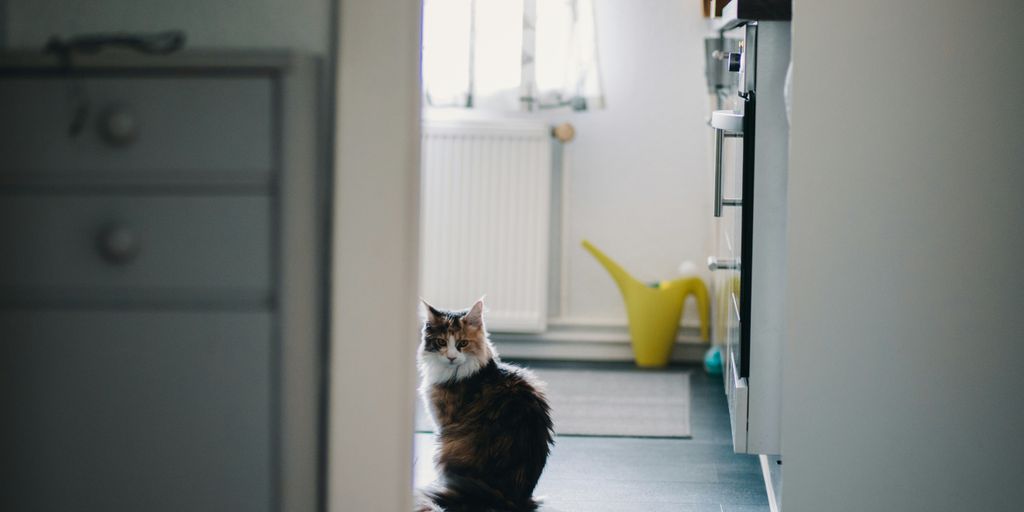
[4,0,329,54]
[782,1,1024,510]
[0,0,7,47]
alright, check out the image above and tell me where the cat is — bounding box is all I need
[416,299,554,512]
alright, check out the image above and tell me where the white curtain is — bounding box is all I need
[422,0,605,112]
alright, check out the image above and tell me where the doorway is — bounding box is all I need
[404,1,771,511]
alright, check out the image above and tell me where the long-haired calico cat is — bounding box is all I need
[416,299,554,512]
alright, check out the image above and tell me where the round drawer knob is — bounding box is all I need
[96,224,141,265]
[98,105,139,146]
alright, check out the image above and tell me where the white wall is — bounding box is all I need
[783,1,1024,511]
[562,0,711,327]
[3,0,329,54]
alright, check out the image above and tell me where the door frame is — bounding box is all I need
[326,0,422,510]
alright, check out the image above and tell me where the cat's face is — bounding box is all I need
[419,299,494,383]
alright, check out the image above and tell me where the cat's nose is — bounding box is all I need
[447,356,457,362]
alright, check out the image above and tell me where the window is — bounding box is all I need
[422,0,605,112]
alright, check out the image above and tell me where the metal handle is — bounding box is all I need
[96,223,141,265]
[714,128,724,217]
[708,256,739,271]
[98,105,139,146]
[713,128,744,217]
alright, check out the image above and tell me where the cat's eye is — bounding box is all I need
[456,340,469,349]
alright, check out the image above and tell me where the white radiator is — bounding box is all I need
[419,119,552,333]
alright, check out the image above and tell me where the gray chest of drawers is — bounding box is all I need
[0,51,324,512]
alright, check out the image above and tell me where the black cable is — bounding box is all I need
[44,30,187,67]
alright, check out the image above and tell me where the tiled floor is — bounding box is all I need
[413,361,770,511]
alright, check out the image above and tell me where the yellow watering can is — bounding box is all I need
[582,240,710,367]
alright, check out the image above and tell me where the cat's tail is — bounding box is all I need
[417,475,540,512]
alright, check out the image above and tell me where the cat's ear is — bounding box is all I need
[464,297,486,328]
[420,299,444,324]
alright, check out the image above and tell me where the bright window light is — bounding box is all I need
[473,0,524,97]
[422,0,604,111]
[422,0,473,106]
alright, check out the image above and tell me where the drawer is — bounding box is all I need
[0,194,271,305]
[0,310,273,512]
[0,77,273,184]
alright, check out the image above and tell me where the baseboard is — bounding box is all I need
[490,323,710,363]
[759,454,782,512]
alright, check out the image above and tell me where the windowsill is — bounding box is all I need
[421,104,590,124]
[423,106,534,122]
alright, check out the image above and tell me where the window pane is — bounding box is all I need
[423,0,472,105]
[535,0,572,94]
[473,0,524,96]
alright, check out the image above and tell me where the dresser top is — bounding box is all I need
[0,49,306,73]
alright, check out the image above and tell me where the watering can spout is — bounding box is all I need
[581,239,712,367]
[581,240,642,292]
